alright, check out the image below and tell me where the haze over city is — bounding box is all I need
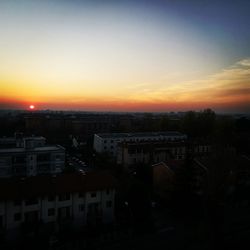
[0,0,250,112]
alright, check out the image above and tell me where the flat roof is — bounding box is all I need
[119,141,186,148]
[0,145,64,154]
[0,136,45,142]
[0,171,117,200]
[96,131,186,139]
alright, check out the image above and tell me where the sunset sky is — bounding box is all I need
[0,0,250,112]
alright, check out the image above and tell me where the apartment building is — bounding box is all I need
[0,135,65,177]
[0,172,116,239]
[117,140,186,168]
[94,131,187,156]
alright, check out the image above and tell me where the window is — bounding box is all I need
[55,154,61,160]
[13,155,26,164]
[37,153,50,162]
[106,201,112,208]
[88,203,99,213]
[48,195,55,202]
[78,193,84,198]
[25,198,38,206]
[79,204,84,212]
[0,215,3,228]
[59,194,70,201]
[128,149,135,154]
[58,207,70,219]
[106,189,110,195]
[48,208,55,216]
[14,200,22,206]
[91,192,96,198]
[37,163,50,172]
[25,211,38,223]
[14,213,21,221]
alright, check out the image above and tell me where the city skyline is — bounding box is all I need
[0,0,250,113]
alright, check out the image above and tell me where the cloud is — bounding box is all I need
[126,58,250,111]
[236,58,250,67]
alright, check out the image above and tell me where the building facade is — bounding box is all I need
[94,131,187,156]
[117,140,186,168]
[152,162,175,200]
[0,172,116,239]
[0,135,65,177]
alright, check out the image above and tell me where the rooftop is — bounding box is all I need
[96,131,186,139]
[119,140,186,149]
[0,136,45,142]
[0,171,117,200]
[0,145,64,154]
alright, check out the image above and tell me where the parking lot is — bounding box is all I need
[67,155,93,173]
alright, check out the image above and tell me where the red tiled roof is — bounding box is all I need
[0,171,117,200]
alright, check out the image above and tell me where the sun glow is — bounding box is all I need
[29,105,35,110]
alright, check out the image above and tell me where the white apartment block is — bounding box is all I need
[0,134,46,149]
[0,135,65,177]
[0,172,116,238]
[94,131,187,156]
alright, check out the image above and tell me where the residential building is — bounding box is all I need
[0,133,46,149]
[191,151,250,197]
[94,131,187,156]
[0,135,65,177]
[117,140,186,169]
[0,172,116,239]
[152,162,175,200]
[188,138,212,156]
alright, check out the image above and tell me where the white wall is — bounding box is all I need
[0,188,115,231]
[94,133,187,155]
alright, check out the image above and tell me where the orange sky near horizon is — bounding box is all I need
[0,89,249,113]
[1,57,250,112]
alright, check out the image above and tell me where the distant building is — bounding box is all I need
[117,140,186,169]
[0,172,116,239]
[188,138,212,157]
[0,133,46,149]
[152,162,175,200]
[191,152,250,197]
[0,134,65,177]
[94,131,187,156]
[24,113,120,139]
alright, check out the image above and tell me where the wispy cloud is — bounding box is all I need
[126,58,250,111]
[236,58,250,67]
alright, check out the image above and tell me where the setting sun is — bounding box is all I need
[29,105,35,110]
